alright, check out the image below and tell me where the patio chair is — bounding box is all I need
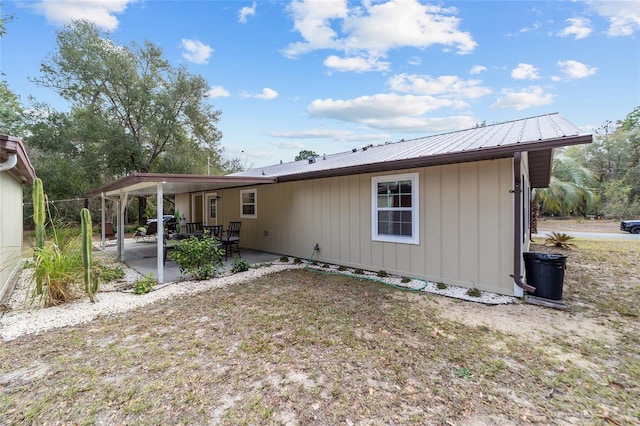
[220,221,241,260]
[163,234,176,265]
[98,222,116,241]
[203,225,224,239]
[134,220,158,242]
[185,222,203,236]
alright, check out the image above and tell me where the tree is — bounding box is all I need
[31,21,225,223]
[0,5,23,136]
[534,154,597,217]
[295,149,318,161]
[564,107,640,218]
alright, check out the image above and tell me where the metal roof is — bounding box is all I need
[232,113,591,188]
[87,173,276,198]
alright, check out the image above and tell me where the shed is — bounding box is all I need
[0,135,36,302]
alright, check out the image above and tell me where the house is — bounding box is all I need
[0,135,36,302]
[88,113,591,295]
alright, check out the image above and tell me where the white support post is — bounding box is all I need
[100,194,106,248]
[157,183,164,284]
[118,192,128,262]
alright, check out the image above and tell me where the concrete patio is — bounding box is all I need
[98,238,282,282]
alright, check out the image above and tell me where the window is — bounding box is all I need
[240,188,257,218]
[209,197,217,220]
[372,173,419,244]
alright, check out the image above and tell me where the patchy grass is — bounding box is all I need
[1,238,639,425]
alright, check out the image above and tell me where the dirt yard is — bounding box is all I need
[1,232,638,424]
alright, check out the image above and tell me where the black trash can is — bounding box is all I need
[523,252,567,300]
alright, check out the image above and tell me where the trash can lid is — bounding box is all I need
[523,252,567,260]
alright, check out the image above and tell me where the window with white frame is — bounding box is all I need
[240,188,257,218]
[371,173,419,244]
[209,197,217,220]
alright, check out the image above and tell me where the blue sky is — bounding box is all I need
[2,0,639,168]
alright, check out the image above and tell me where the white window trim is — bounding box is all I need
[371,173,419,245]
[207,192,218,221]
[240,188,257,219]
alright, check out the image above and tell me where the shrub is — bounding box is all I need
[436,282,447,290]
[337,265,347,272]
[545,232,576,249]
[293,258,302,264]
[353,268,364,274]
[133,274,155,295]
[401,277,411,283]
[31,239,83,306]
[377,270,388,278]
[466,287,481,297]
[97,264,125,282]
[231,258,250,274]
[279,256,289,263]
[170,234,224,280]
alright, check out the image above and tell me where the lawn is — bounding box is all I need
[0,236,638,425]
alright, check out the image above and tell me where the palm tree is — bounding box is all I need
[534,154,597,217]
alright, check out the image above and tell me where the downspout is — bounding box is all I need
[0,153,18,171]
[512,152,536,293]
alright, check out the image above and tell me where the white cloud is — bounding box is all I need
[306,93,477,132]
[273,140,305,149]
[245,88,279,100]
[181,39,213,64]
[206,86,230,98]
[284,0,476,71]
[323,55,390,72]
[239,2,257,24]
[491,86,555,111]
[587,0,640,36]
[470,65,487,74]
[511,63,541,80]
[268,129,390,142]
[387,74,491,100]
[558,17,592,39]
[557,60,597,79]
[31,0,136,30]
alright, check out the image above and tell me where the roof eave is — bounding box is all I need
[86,173,276,198]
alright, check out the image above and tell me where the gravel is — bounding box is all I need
[1,258,515,341]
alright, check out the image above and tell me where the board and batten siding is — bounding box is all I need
[216,158,515,295]
[0,172,25,300]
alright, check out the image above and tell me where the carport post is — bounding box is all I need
[157,183,164,284]
[100,194,106,248]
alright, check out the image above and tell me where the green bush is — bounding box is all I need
[401,277,411,283]
[279,256,289,263]
[133,274,155,294]
[353,268,364,274]
[231,258,250,274]
[377,270,388,278]
[466,287,481,297]
[436,282,447,290]
[337,265,347,272]
[170,234,224,280]
[97,264,125,282]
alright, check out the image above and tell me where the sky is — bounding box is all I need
[1,0,639,168]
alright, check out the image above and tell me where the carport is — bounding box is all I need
[87,173,276,283]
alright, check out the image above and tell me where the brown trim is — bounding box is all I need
[277,134,592,183]
[86,173,276,197]
[512,152,536,293]
[0,134,37,184]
